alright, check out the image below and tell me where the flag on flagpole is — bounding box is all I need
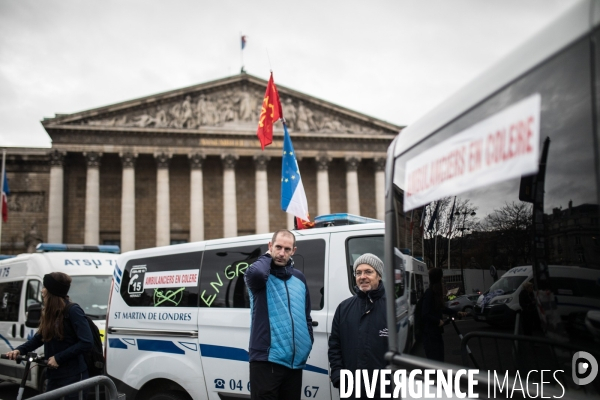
[427,201,440,232]
[241,35,247,50]
[256,72,282,150]
[1,170,8,223]
[409,209,415,234]
[447,197,457,235]
[281,123,312,228]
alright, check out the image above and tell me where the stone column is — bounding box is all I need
[316,156,331,216]
[254,155,270,234]
[84,152,102,245]
[155,153,171,247]
[189,153,205,242]
[222,154,239,238]
[120,152,137,252]
[47,150,66,243]
[345,157,361,215]
[375,158,386,221]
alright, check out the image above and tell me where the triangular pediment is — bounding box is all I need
[42,74,401,136]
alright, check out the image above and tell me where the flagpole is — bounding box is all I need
[240,33,244,72]
[434,232,437,269]
[448,233,451,270]
[0,149,6,254]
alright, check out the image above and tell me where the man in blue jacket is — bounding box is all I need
[245,229,314,400]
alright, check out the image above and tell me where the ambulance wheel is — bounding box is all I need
[148,391,190,400]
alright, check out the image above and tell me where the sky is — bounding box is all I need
[0,0,578,148]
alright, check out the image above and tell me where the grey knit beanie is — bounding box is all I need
[353,253,384,277]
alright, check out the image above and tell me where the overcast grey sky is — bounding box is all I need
[0,0,577,148]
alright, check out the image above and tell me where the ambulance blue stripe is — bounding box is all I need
[109,338,128,349]
[304,364,328,375]
[0,333,14,350]
[200,344,249,362]
[115,265,122,277]
[113,270,121,285]
[138,339,185,354]
[199,344,327,375]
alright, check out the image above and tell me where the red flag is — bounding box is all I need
[256,72,282,150]
[295,216,315,230]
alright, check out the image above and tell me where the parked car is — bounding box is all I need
[446,294,479,313]
[585,310,600,341]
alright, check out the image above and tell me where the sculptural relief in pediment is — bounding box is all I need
[81,86,387,135]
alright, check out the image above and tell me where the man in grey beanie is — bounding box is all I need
[328,253,388,399]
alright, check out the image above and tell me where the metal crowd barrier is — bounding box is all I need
[27,375,124,400]
[460,331,600,397]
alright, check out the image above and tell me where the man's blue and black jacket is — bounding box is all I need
[245,253,314,369]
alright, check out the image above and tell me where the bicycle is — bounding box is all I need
[1,352,47,400]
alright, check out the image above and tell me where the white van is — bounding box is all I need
[474,265,600,326]
[0,244,118,392]
[383,0,600,395]
[393,248,428,353]
[105,214,423,400]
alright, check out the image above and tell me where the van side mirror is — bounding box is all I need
[25,303,42,328]
[410,290,417,305]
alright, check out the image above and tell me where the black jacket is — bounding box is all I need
[328,284,387,391]
[421,288,457,337]
[17,301,92,379]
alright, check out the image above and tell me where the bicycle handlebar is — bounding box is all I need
[1,352,47,366]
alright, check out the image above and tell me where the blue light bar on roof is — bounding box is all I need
[313,213,382,228]
[0,255,15,260]
[36,243,120,254]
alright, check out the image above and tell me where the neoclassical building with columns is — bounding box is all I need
[2,73,401,254]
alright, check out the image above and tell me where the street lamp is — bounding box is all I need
[455,209,476,293]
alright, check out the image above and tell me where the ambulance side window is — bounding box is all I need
[26,280,42,310]
[0,281,22,321]
[295,239,326,311]
[199,239,326,310]
[120,251,202,307]
[199,244,265,308]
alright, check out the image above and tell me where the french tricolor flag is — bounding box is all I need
[280,124,310,226]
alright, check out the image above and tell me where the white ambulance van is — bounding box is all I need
[0,244,118,392]
[474,265,600,326]
[393,248,428,353]
[105,214,421,400]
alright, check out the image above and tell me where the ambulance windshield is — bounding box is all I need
[68,275,112,319]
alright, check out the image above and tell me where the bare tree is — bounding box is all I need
[479,201,533,268]
[417,197,478,269]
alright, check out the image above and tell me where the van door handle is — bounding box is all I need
[20,324,25,338]
[312,321,318,327]
[12,324,16,337]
